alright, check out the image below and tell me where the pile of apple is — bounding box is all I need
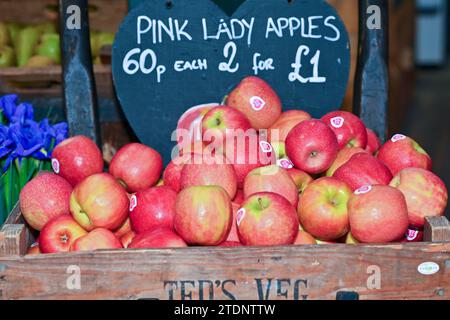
[21,76,448,254]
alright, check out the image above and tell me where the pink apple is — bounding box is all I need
[298,177,352,241]
[225,202,241,243]
[121,230,136,248]
[51,135,104,186]
[163,154,192,192]
[176,103,217,145]
[19,172,73,231]
[287,169,314,197]
[233,189,245,205]
[70,228,123,251]
[129,186,177,233]
[326,147,368,177]
[333,153,393,191]
[294,230,317,245]
[40,215,88,253]
[180,153,238,199]
[201,106,252,142]
[365,129,381,154]
[174,186,232,246]
[226,76,282,129]
[237,192,299,246]
[286,119,339,174]
[348,185,409,243]
[128,227,187,249]
[390,168,448,227]
[321,111,368,149]
[109,143,163,193]
[70,173,129,231]
[113,217,131,239]
[268,110,311,143]
[244,165,298,206]
[223,132,276,188]
[377,134,432,176]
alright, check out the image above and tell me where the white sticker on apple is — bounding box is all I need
[277,158,294,169]
[354,185,373,195]
[259,141,273,153]
[417,262,440,276]
[51,158,60,174]
[249,96,266,111]
[236,208,246,227]
[129,195,138,212]
[330,117,345,129]
[406,229,419,241]
[391,134,407,143]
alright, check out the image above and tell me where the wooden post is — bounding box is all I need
[424,216,450,242]
[59,0,102,146]
[353,0,389,142]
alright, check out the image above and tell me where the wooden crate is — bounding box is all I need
[0,205,449,300]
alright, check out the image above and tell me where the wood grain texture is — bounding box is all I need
[0,243,449,300]
[424,217,450,243]
[0,224,27,257]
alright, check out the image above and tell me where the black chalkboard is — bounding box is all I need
[112,0,351,163]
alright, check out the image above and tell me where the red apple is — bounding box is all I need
[109,143,163,193]
[268,110,311,143]
[51,135,103,186]
[70,228,123,251]
[298,177,352,241]
[237,192,299,246]
[222,132,276,188]
[201,106,252,142]
[294,230,317,245]
[174,186,232,246]
[180,153,238,199]
[218,241,243,247]
[176,103,217,145]
[244,165,298,206]
[326,147,368,177]
[390,168,448,227]
[233,189,245,205]
[129,186,177,233]
[333,153,393,191]
[163,153,192,192]
[113,217,131,239]
[70,173,129,231]
[287,169,314,197]
[225,202,241,243]
[226,76,282,129]
[348,185,409,243]
[40,215,88,253]
[19,172,73,231]
[121,230,136,248]
[377,134,432,176]
[286,119,339,174]
[321,111,368,149]
[27,241,41,255]
[365,129,381,154]
[128,227,187,249]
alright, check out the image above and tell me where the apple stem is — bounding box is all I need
[258,197,265,210]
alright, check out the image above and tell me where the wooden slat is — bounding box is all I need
[424,217,450,243]
[0,243,449,300]
[0,224,27,257]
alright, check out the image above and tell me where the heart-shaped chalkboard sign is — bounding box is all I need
[112,0,351,163]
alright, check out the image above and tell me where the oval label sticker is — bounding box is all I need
[391,134,407,143]
[250,96,266,111]
[354,185,372,195]
[236,208,246,227]
[417,262,440,276]
[51,158,60,174]
[129,195,138,212]
[259,141,273,153]
[277,158,294,169]
[330,116,345,129]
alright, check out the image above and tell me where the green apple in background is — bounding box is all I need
[6,22,22,47]
[36,21,57,35]
[97,32,115,50]
[0,45,15,67]
[0,22,11,46]
[25,55,55,67]
[16,27,41,66]
[90,31,100,57]
[36,33,60,64]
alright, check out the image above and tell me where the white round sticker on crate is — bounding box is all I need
[417,262,440,276]
[354,185,373,195]
[236,208,246,227]
[249,96,266,111]
[129,195,138,212]
[330,116,345,129]
[51,158,60,174]
[391,134,407,143]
